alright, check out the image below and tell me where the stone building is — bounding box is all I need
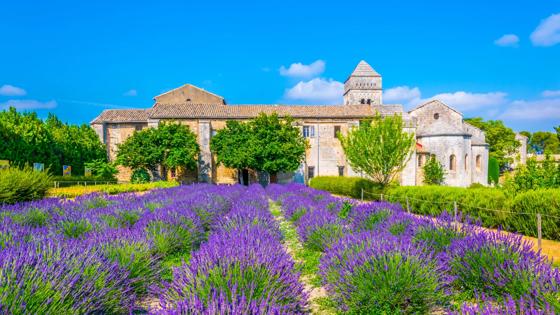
[91,60,489,187]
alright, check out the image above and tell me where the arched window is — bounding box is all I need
[449,154,456,171]
[476,155,482,172]
[464,154,468,170]
[360,99,365,104]
[367,99,371,105]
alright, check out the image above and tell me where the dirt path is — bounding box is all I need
[268,201,332,314]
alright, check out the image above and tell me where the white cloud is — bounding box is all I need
[123,89,137,96]
[284,78,343,104]
[494,34,519,47]
[0,99,57,110]
[0,84,27,96]
[542,90,560,98]
[424,91,508,112]
[500,98,560,120]
[530,13,560,46]
[279,60,325,78]
[383,86,421,106]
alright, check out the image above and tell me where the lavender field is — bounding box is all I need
[0,184,558,314]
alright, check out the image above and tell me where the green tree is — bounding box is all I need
[116,123,199,180]
[423,156,445,185]
[465,117,520,169]
[338,113,415,187]
[210,120,255,172]
[211,113,307,183]
[530,131,560,154]
[84,159,118,179]
[249,113,307,179]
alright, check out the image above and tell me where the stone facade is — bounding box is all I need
[91,61,490,187]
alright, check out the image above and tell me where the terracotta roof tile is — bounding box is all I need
[147,103,404,119]
[90,109,150,124]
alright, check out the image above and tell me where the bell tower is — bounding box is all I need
[343,60,382,105]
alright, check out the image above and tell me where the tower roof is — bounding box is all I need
[350,60,381,77]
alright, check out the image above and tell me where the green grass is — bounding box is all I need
[269,201,322,288]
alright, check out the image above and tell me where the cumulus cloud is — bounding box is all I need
[383,86,421,106]
[0,99,57,110]
[500,98,560,120]
[530,13,560,46]
[542,90,560,98]
[280,60,325,78]
[284,78,343,104]
[0,84,27,96]
[424,91,508,112]
[494,34,520,47]
[123,89,137,96]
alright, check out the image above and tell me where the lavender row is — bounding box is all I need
[267,183,560,314]
[0,184,246,314]
[157,184,308,314]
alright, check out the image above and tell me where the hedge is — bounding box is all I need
[385,186,509,228]
[507,189,560,240]
[0,167,53,204]
[309,176,384,200]
[309,176,560,240]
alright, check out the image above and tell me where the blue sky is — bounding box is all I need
[1,1,559,131]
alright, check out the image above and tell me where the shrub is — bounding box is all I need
[0,166,52,204]
[321,232,449,314]
[48,181,178,198]
[488,157,499,185]
[131,168,151,183]
[60,219,93,239]
[413,225,464,253]
[447,231,559,310]
[309,176,384,200]
[423,156,445,185]
[507,189,560,239]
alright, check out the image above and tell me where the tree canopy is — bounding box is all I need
[338,113,415,187]
[423,156,445,185]
[0,107,106,175]
[464,117,520,169]
[520,130,560,154]
[210,113,307,178]
[116,122,199,180]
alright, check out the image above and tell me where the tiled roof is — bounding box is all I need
[90,109,150,124]
[148,103,404,119]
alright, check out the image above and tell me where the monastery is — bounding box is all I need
[91,61,489,187]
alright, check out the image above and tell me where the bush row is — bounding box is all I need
[47,181,179,198]
[309,176,560,240]
[309,176,384,200]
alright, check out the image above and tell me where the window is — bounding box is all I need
[338,166,344,176]
[334,125,341,138]
[170,168,176,178]
[367,99,371,105]
[464,154,468,171]
[449,154,456,171]
[417,155,424,167]
[211,129,217,137]
[476,155,482,172]
[307,166,315,179]
[303,125,315,138]
[434,113,439,120]
[135,125,143,131]
[360,99,365,104]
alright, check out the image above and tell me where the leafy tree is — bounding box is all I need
[488,157,500,186]
[423,156,445,185]
[210,120,255,172]
[338,113,415,187]
[530,131,560,154]
[249,113,307,178]
[211,113,307,183]
[555,126,560,141]
[116,123,199,180]
[503,157,560,193]
[84,159,118,179]
[0,107,106,175]
[465,117,520,169]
